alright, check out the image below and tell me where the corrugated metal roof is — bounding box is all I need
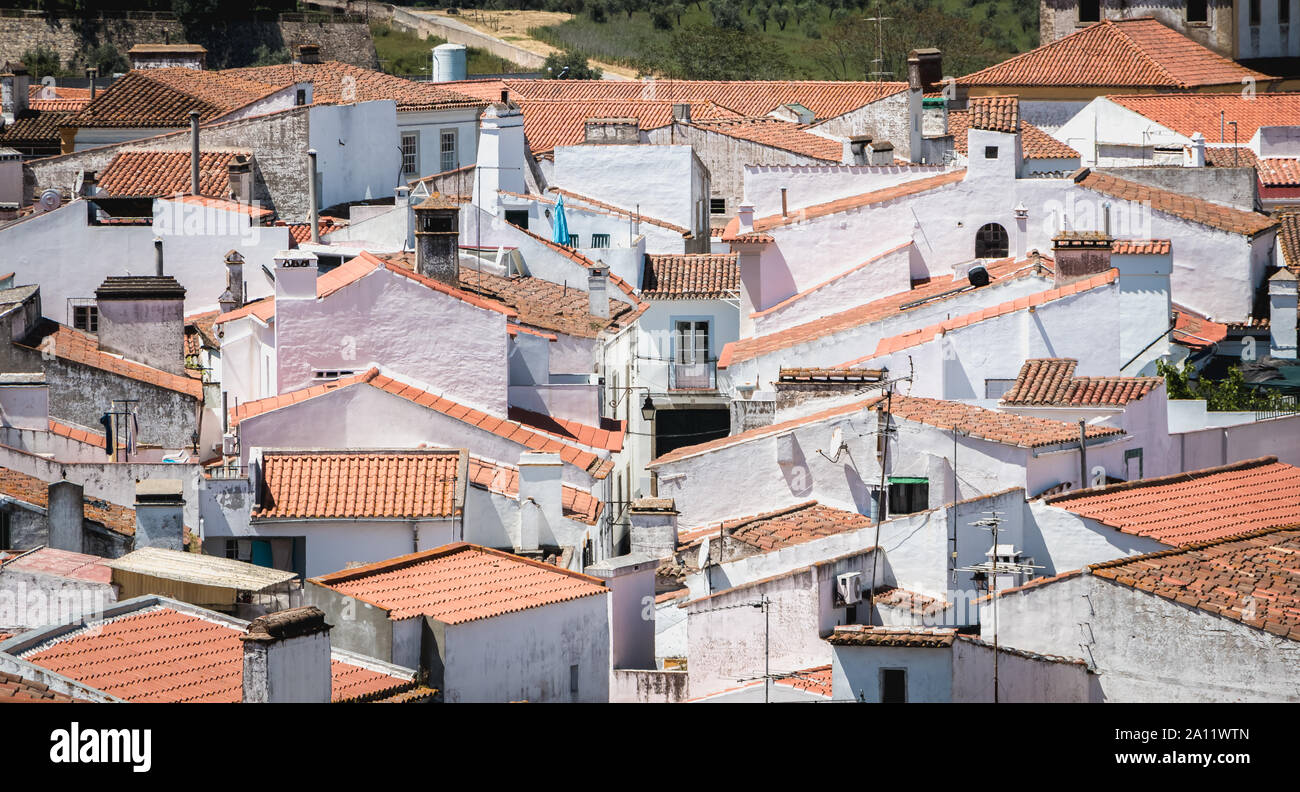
[105,547,297,591]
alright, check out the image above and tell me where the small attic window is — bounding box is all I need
[1079,0,1100,23]
[984,145,999,159]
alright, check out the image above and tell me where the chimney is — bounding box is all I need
[219,250,245,314]
[95,274,187,375]
[517,452,562,557]
[583,117,640,145]
[133,479,185,552]
[154,236,164,276]
[47,479,84,554]
[227,155,252,203]
[240,606,332,703]
[1052,230,1114,287]
[628,498,678,559]
[296,44,322,65]
[273,250,319,300]
[584,553,658,671]
[867,140,894,167]
[906,49,941,164]
[86,67,97,100]
[189,110,200,196]
[395,185,413,250]
[1185,131,1207,168]
[78,169,97,198]
[1269,268,1299,359]
[472,103,526,211]
[849,136,872,166]
[500,88,509,105]
[413,193,461,286]
[0,64,29,125]
[306,149,319,243]
[588,264,609,318]
[672,103,691,124]
[737,203,755,234]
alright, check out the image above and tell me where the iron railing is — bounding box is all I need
[669,360,716,391]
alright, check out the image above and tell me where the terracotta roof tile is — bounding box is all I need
[1172,304,1228,349]
[0,546,112,584]
[685,501,872,556]
[98,149,249,198]
[1000,358,1160,406]
[1075,168,1277,236]
[0,670,75,702]
[308,542,607,623]
[447,265,636,339]
[225,61,485,112]
[66,68,290,128]
[967,95,1019,133]
[883,394,1124,449]
[508,406,625,452]
[1257,157,1300,187]
[466,456,602,525]
[1045,457,1300,545]
[687,116,844,160]
[18,605,412,702]
[1110,92,1300,144]
[642,253,739,299]
[745,169,966,234]
[778,367,885,383]
[720,254,1051,367]
[1278,212,1300,273]
[282,216,345,246]
[546,187,692,236]
[0,467,175,541]
[959,18,1273,89]
[516,98,740,156]
[1112,239,1170,255]
[1089,525,1300,640]
[214,296,275,325]
[230,369,612,479]
[774,665,833,697]
[253,449,464,520]
[947,106,1079,159]
[827,625,958,647]
[17,320,202,400]
[0,109,74,149]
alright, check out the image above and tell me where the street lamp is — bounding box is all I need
[640,394,656,422]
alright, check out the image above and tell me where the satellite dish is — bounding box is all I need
[37,189,62,213]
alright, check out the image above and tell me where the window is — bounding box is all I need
[1282,0,1291,24]
[569,664,579,698]
[984,379,1016,400]
[73,305,98,332]
[1187,0,1208,23]
[0,510,10,550]
[440,129,458,173]
[983,145,999,159]
[569,234,581,248]
[674,320,709,364]
[1124,448,1144,481]
[313,369,355,381]
[887,478,929,515]
[710,197,727,214]
[295,88,308,106]
[1251,0,1261,25]
[590,233,610,249]
[880,668,907,703]
[401,132,419,177]
[504,209,530,229]
[974,222,1009,258]
[1079,0,1099,22]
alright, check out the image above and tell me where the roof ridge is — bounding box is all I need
[1044,456,1283,504]
[1107,17,1184,88]
[1088,523,1300,571]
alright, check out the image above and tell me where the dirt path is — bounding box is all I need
[415,8,639,79]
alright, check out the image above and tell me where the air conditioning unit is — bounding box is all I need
[221,432,238,456]
[837,572,862,605]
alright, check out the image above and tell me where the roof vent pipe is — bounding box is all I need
[781,187,788,217]
[86,67,97,100]
[307,148,319,244]
[154,236,164,276]
[189,110,200,196]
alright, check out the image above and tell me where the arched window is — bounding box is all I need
[975,223,1009,258]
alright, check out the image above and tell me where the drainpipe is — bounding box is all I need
[189,110,200,195]
[1078,420,1088,490]
[307,148,319,244]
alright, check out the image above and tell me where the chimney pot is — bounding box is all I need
[240,606,332,703]
[588,265,609,319]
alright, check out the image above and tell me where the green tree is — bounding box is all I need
[649,25,788,79]
[543,49,603,79]
[1156,359,1289,412]
[710,0,744,31]
[84,43,128,77]
[249,44,292,67]
[20,46,63,80]
[651,7,674,30]
[586,0,609,22]
[772,5,791,30]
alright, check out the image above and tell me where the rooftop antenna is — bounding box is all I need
[956,511,1044,703]
[865,0,893,81]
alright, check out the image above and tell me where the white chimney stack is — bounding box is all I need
[133,480,185,551]
[1270,268,1298,359]
[472,104,526,213]
[737,203,755,235]
[219,250,245,314]
[517,452,562,556]
[47,479,84,554]
[240,606,333,703]
[1185,131,1207,168]
[274,250,318,300]
[307,148,319,242]
[588,264,610,319]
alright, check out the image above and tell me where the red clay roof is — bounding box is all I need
[167,194,274,218]
[1089,525,1300,640]
[958,18,1273,89]
[1172,304,1228,349]
[253,449,464,520]
[1279,213,1300,273]
[947,107,1079,160]
[18,320,202,399]
[547,187,693,236]
[642,253,739,299]
[860,270,1119,360]
[98,149,248,198]
[516,98,739,156]
[1000,358,1161,407]
[0,670,75,702]
[827,625,958,647]
[968,95,1019,133]
[508,407,625,452]
[687,116,844,160]
[745,169,967,234]
[308,542,607,623]
[1109,92,1300,144]
[686,501,872,555]
[18,605,413,702]
[0,546,112,584]
[1075,168,1277,236]
[230,368,612,479]
[467,456,602,526]
[283,216,345,246]
[720,254,1052,367]
[774,665,833,697]
[884,394,1125,449]
[0,467,176,541]
[66,68,290,128]
[322,251,518,317]
[1112,239,1170,255]
[1044,457,1300,545]
[214,296,275,325]
[224,61,485,112]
